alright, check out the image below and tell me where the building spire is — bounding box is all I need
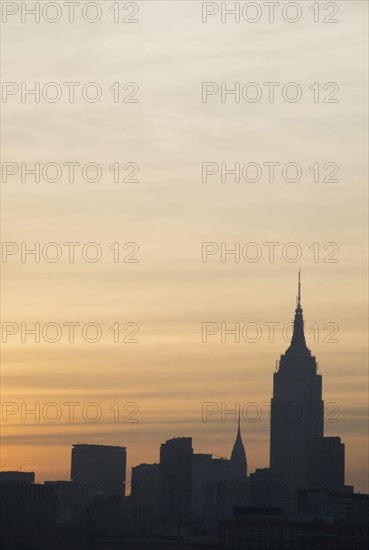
[286,270,311,356]
[297,267,301,309]
[230,412,247,478]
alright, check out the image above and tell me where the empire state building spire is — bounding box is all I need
[297,267,302,308]
[230,412,247,478]
[285,269,311,356]
[269,273,342,494]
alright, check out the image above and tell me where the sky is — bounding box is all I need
[1,1,368,492]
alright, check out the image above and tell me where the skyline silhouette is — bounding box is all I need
[1,273,364,489]
[2,275,368,548]
[2,2,367,548]
[1,272,347,478]
[2,0,367,497]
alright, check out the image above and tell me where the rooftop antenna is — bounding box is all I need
[297,267,301,308]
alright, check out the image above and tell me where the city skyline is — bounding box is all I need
[1,0,367,503]
[1,272,361,497]
[2,272,367,492]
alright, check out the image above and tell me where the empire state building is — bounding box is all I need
[269,273,345,491]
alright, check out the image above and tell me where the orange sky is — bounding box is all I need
[1,1,368,493]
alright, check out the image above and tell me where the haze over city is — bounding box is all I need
[1,0,368,538]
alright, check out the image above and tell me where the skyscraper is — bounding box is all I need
[70,444,126,496]
[269,273,344,491]
[230,414,247,478]
[131,463,159,512]
[159,437,193,522]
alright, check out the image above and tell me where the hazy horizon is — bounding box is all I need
[1,0,368,494]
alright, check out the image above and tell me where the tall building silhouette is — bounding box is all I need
[131,463,159,512]
[269,272,344,491]
[192,453,232,518]
[159,437,193,522]
[230,413,247,478]
[70,443,126,496]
